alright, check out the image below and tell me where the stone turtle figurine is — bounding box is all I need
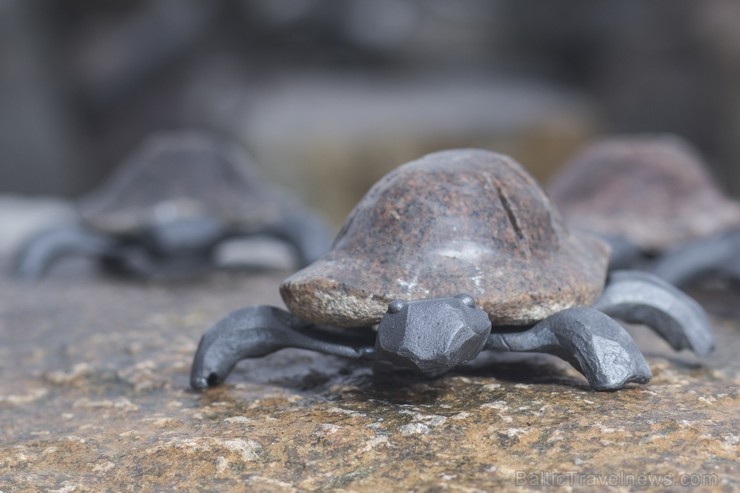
[191,149,713,391]
[547,135,740,287]
[13,131,333,279]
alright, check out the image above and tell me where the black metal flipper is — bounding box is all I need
[190,305,375,390]
[650,230,740,288]
[593,270,714,357]
[12,226,116,279]
[485,307,652,390]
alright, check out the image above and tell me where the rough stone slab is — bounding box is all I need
[0,272,738,491]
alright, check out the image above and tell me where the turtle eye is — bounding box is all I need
[455,294,476,307]
[387,300,406,314]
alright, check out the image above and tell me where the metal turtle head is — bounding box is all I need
[280,149,609,370]
[78,131,289,255]
[547,135,740,253]
[375,294,493,371]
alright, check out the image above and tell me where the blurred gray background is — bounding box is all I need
[2,0,740,225]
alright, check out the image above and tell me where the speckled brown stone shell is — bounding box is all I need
[78,132,289,235]
[281,149,609,327]
[548,135,740,251]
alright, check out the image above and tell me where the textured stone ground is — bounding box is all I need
[0,271,738,492]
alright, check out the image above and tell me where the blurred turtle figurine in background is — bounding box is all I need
[191,149,713,392]
[13,131,333,279]
[547,135,740,288]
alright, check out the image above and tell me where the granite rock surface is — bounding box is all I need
[0,272,738,492]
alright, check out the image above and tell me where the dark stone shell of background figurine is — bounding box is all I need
[548,135,740,252]
[281,149,609,327]
[77,132,292,236]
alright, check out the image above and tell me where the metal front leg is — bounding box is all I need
[190,305,375,390]
[12,226,116,279]
[485,307,652,391]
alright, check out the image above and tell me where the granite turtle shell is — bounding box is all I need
[547,135,740,252]
[280,149,609,327]
[78,132,294,236]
